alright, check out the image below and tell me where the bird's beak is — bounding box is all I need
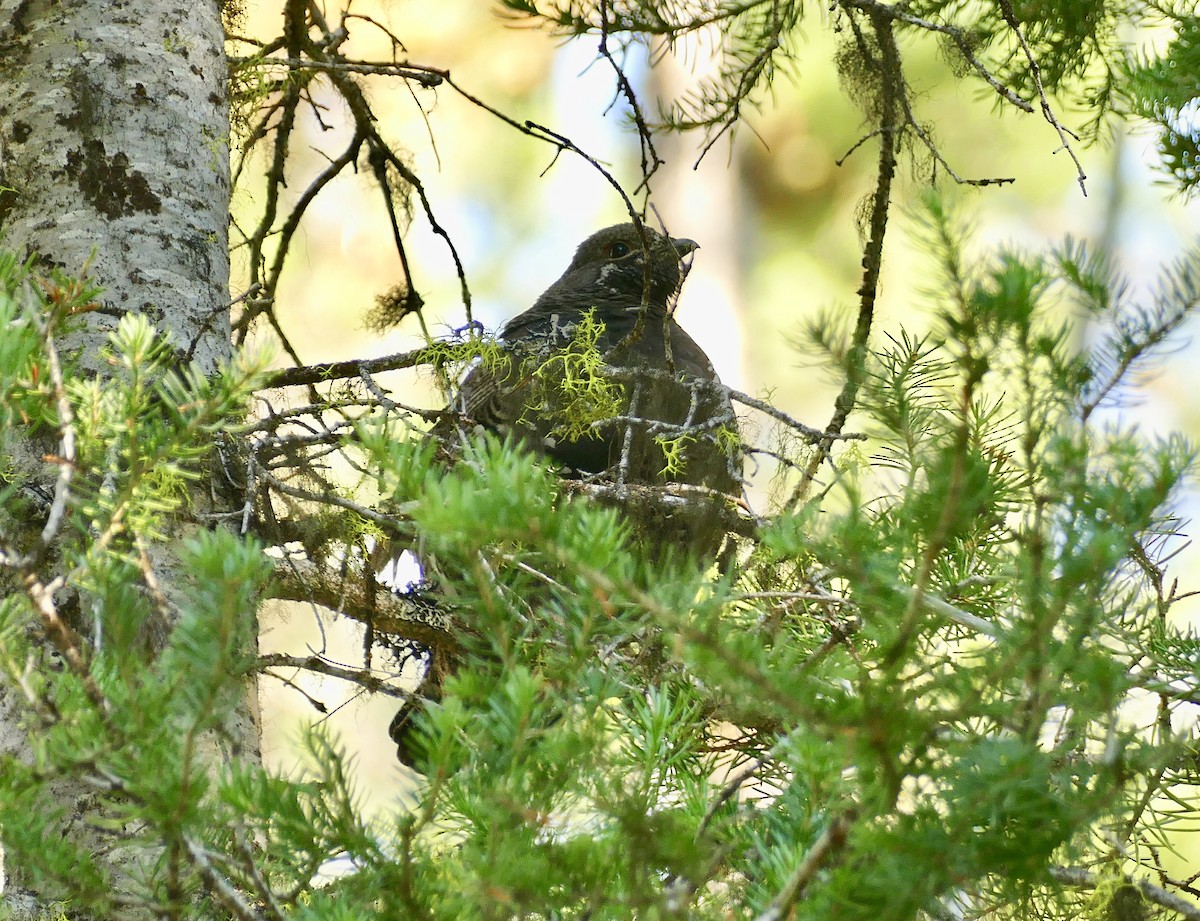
[671,237,700,257]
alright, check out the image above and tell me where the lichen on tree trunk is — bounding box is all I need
[0,0,232,374]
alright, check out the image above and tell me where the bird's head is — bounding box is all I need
[541,223,699,313]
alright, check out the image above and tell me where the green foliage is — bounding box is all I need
[317,203,1199,921]
[1119,11,1200,196]
[5,185,1200,918]
[5,0,1200,914]
[500,0,1190,166]
[0,258,278,913]
[356,415,439,506]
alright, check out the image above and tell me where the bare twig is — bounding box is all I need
[791,9,902,506]
[697,757,764,838]
[269,556,454,649]
[752,813,854,921]
[598,0,663,196]
[1049,866,1200,921]
[184,838,270,921]
[257,652,414,698]
[995,0,1088,195]
[261,347,435,389]
[28,288,77,550]
[840,0,1035,113]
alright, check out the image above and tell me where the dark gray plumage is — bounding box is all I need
[455,223,741,515]
[388,225,743,767]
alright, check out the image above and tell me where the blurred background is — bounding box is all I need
[234,0,1200,828]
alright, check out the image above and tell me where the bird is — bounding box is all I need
[388,223,742,768]
[452,222,742,539]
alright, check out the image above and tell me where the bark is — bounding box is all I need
[0,0,231,374]
[0,1,245,913]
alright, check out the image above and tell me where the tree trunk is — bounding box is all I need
[0,0,231,374]
[0,1,242,912]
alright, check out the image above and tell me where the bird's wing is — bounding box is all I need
[455,353,515,428]
[454,309,567,427]
[667,322,721,380]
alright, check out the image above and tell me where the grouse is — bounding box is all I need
[453,222,742,554]
[389,225,742,768]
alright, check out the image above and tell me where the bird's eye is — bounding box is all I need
[609,241,630,258]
